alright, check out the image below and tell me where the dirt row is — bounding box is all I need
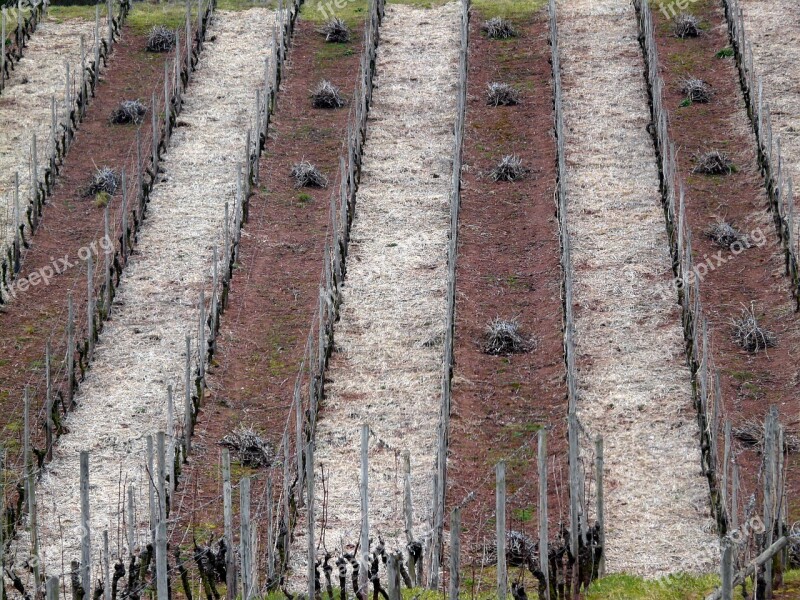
[652,0,800,527]
[0,23,168,480]
[446,8,568,558]
[11,8,274,588]
[738,0,800,520]
[166,10,364,566]
[556,0,716,576]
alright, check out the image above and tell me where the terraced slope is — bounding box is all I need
[0,17,95,248]
[557,0,717,576]
[11,8,274,586]
[291,0,460,569]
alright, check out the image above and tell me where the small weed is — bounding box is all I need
[716,47,734,58]
[731,304,776,352]
[682,77,712,103]
[146,25,176,52]
[482,17,517,39]
[291,160,328,188]
[674,13,700,38]
[311,79,346,109]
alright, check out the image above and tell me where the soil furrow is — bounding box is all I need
[166,10,363,557]
[739,0,800,522]
[446,6,567,556]
[0,24,168,475]
[651,0,800,528]
[10,8,273,586]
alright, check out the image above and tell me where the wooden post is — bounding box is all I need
[14,172,20,267]
[306,442,315,600]
[93,5,99,92]
[27,391,40,593]
[167,385,175,492]
[67,292,75,408]
[567,412,579,563]
[281,430,290,565]
[44,340,55,461]
[721,538,732,600]
[295,381,303,503]
[764,408,776,599]
[103,530,111,600]
[198,289,205,379]
[156,520,168,600]
[136,128,143,216]
[80,451,91,596]
[164,60,170,144]
[1,9,5,89]
[31,134,38,225]
[121,170,128,261]
[184,334,192,455]
[151,91,158,175]
[359,424,369,598]
[127,484,135,553]
[157,431,166,522]
[723,421,731,520]
[65,63,71,127]
[387,554,401,600]
[80,34,86,115]
[266,475,275,585]
[449,508,460,600]
[538,429,550,600]
[47,575,59,600]
[222,449,235,600]
[103,203,111,314]
[731,460,739,531]
[496,461,506,600]
[402,450,414,543]
[23,386,30,507]
[706,538,791,600]
[595,435,604,579]
[106,0,112,49]
[184,1,191,74]
[87,251,94,359]
[240,476,252,600]
[147,434,156,541]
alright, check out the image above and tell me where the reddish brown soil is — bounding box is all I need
[0,29,168,474]
[652,1,800,522]
[167,19,362,550]
[446,10,568,559]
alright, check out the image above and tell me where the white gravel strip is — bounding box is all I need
[557,0,717,577]
[740,0,800,217]
[11,8,273,587]
[0,17,94,250]
[290,1,460,580]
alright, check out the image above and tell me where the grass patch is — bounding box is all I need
[314,41,354,66]
[584,573,719,599]
[301,0,367,26]
[473,0,547,21]
[46,3,109,23]
[512,506,535,522]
